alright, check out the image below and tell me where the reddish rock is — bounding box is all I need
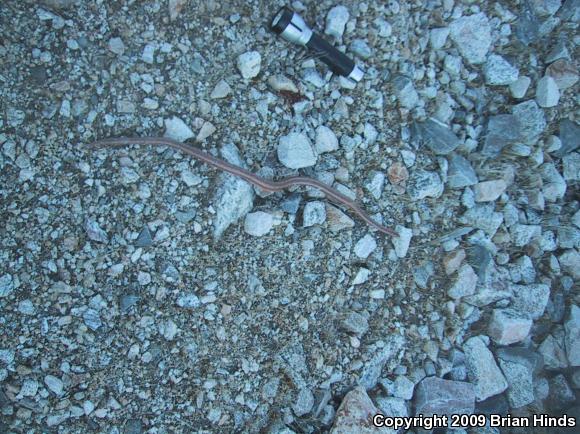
[387,162,409,185]
[331,386,386,433]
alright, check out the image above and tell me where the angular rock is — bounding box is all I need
[487,308,533,345]
[460,205,503,237]
[449,13,492,64]
[244,211,274,236]
[496,348,538,408]
[325,5,349,40]
[268,75,299,93]
[407,170,443,200]
[293,388,314,417]
[463,336,508,401]
[237,51,261,79]
[325,204,355,232]
[430,27,450,50]
[415,377,475,417]
[540,162,566,202]
[509,76,531,99]
[510,224,542,246]
[358,335,406,390]
[546,58,579,90]
[393,226,412,258]
[315,125,339,154]
[554,120,580,157]
[448,264,478,299]
[413,119,460,155]
[210,79,231,99]
[330,386,382,434]
[354,234,377,259]
[563,153,580,182]
[341,312,369,335]
[447,153,478,189]
[164,116,194,142]
[392,76,419,109]
[512,100,546,145]
[474,180,507,202]
[536,76,560,107]
[484,54,519,85]
[539,330,568,369]
[559,249,580,279]
[213,144,255,238]
[510,283,550,320]
[443,249,466,275]
[278,132,317,169]
[481,115,523,156]
[303,201,326,227]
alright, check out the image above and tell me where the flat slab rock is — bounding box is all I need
[330,386,384,434]
[414,376,475,417]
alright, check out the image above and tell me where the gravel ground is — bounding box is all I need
[0,0,579,433]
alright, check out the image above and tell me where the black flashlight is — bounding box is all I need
[271,6,364,83]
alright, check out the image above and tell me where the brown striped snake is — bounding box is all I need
[87,137,398,237]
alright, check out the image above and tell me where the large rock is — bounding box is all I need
[512,100,547,145]
[509,283,550,320]
[487,308,532,345]
[449,13,492,64]
[463,336,508,401]
[496,348,541,408]
[412,119,460,155]
[414,377,475,417]
[277,132,317,169]
[481,115,523,156]
[330,387,383,434]
[447,153,478,188]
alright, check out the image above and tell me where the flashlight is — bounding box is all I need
[271,6,364,83]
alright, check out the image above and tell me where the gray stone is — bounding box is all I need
[330,386,382,434]
[510,224,542,246]
[210,79,231,99]
[107,37,125,55]
[278,132,317,169]
[341,312,369,335]
[536,76,560,107]
[430,27,449,49]
[85,219,109,243]
[540,162,566,202]
[44,375,64,396]
[484,54,519,85]
[481,115,523,156]
[414,377,475,417]
[510,283,550,320]
[509,76,531,98]
[449,13,492,64]
[213,144,255,238]
[365,171,385,200]
[326,204,355,232]
[565,305,580,366]
[392,76,419,109]
[474,180,507,202]
[303,201,326,227]
[374,396,408,421]
[463,336,508,401]
[496,356,535,408]
[391,376,414,400]
[512,100,546,145]
[237,51,261,79]
[555,120,580,157]
[448,264,478,299]
[548,374,576,407]
[546,58,579,90]
[244,211,274,237]
[539,330,568,369]
[325,5,349,40]
[413,261,434,289]
[293,388,314,416]
[413,119,460,155]
[350,39,372,59]
[460,205,503,237]
[0,274,14,298]
[393,226,413,258]
[447,153,478,189]
[530,0,563,17]
[315,126,339,154]
[354,234,377,259]
[135,226,153,247]
[407,170,443,200]
[358,335,406,390]
[563,153,580,181]
[488,308,532,345]
[164,116,194,142]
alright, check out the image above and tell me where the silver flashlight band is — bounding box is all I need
[274,11,313,46]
